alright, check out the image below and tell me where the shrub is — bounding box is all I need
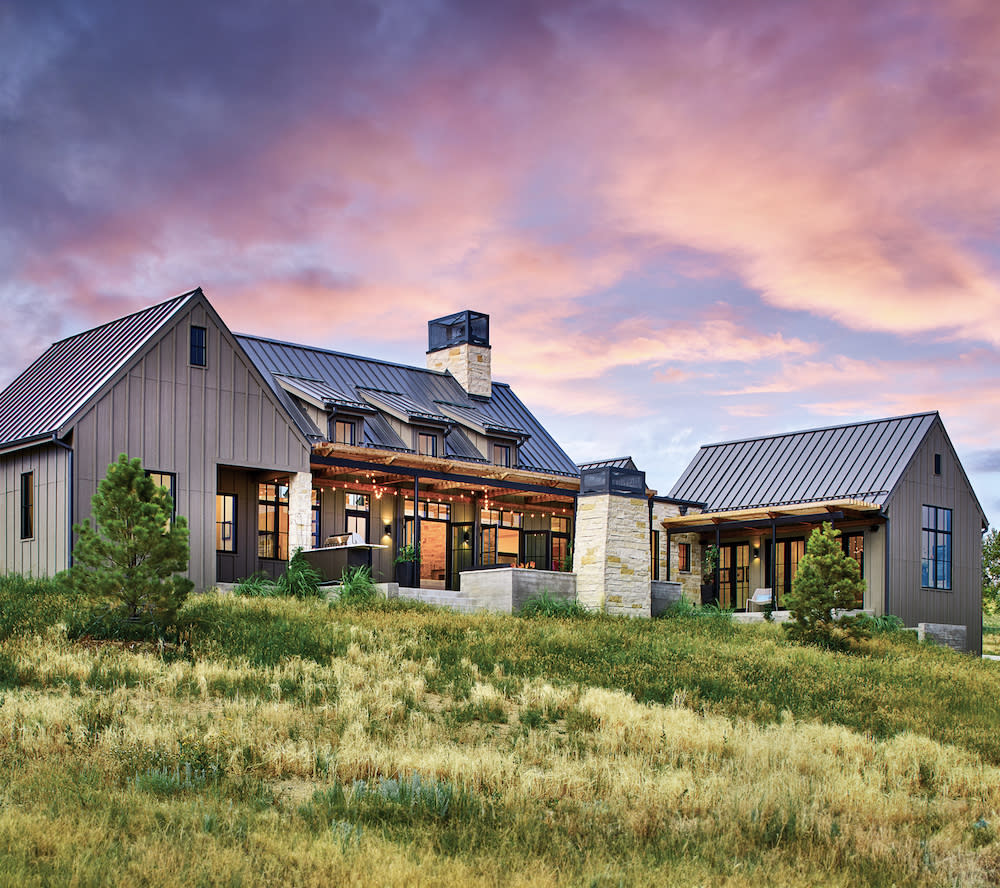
[65,454,192,636]
[277,548,323,598]
[234,573,280,597]
[518,590,588,618]
[784,522,867,648]
[336,566,380,607]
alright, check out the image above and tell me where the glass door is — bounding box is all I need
[523,531,548,570]
[718,543,751,609]
[450,523,474,589]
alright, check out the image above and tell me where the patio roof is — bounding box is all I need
[661,498,883,534]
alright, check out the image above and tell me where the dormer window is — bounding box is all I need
[335,419,356,445]
[492,443,512,467]
[418,432,438,457]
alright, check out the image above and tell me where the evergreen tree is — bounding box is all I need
[69,454,193,633]
[984,528,1000,614]
[785,522,866,646]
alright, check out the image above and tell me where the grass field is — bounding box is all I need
[983,613,1000,657]
[2,577,1000,887]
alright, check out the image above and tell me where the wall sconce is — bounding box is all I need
[752,541,760,560]
[384,523,392,537]
[462,530,471,545]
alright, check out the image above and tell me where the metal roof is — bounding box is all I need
[236,334,580,477]
[0,290,196,448]
[578,456,638,471]
[668,412,939,511]
[359,389,450,424]
[273,374,371,411]
[435,401,527,438]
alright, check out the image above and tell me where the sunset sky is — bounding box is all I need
[2,0,998,517]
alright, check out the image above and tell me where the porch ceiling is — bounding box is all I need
[661,498,883,533]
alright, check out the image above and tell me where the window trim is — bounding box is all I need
[492,442,512,467]
[258,481,289,561]
[216,493,237,553]
[417,431,438,457]
[145,471,177,523]
[334,418,357,446]
[190,325,207,367]
[678,542,691,573]
[20,471,33,541]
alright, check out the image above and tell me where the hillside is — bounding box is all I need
[2,581,1000,887]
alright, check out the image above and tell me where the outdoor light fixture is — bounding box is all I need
[462,531,471,544]
[384,523,392,536]
[752,541,760,560]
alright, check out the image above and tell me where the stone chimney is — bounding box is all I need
[426,310,491,398]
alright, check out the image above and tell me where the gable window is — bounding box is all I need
[258,482,289,560]
[934,453,942,475]
[334,420,356,446]
[146,471,177,523]
[922,506,952,590]
[190,325,207,367]
[492,444,512,467]
[20,472,33,540]
[417,432,437,457]
[678,542,691,573]
[216,493,236,552]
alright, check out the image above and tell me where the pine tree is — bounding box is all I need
[69,454,193,633]
[785,522,866,646]
[984,528,1000,614]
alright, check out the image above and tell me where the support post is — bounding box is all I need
[770,520,777,610]
[287,471,314,554]
[666,531,672,582]
[413,476,421,587]
[714,525,721,605]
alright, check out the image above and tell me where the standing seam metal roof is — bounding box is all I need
[0,291,195,447]
[236,334,580,476]
[668,412,938,510]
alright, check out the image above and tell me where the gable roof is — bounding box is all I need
[668,412,939,511]
[236,334,579,476]
[0,290,196,449]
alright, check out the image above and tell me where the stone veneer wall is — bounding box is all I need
[651,501,704,603]
[426,343,492,398]
[287,471,313,553]
[573,495,651,617]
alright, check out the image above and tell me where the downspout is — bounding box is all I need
[51,435,74,569]
[882,511,891,616]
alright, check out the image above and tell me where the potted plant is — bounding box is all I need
[394,544,420,587]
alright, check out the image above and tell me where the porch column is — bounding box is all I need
[770,520,777,610]
[714,525,721,603]
[666,531,672,582]
[413,476,421,585]
[287,471,313,553]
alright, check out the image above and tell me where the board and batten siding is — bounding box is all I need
[0,444,70,576]
[71,297,310,591]
[885,418,986,653]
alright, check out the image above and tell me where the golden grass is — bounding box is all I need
[1,597,999,885]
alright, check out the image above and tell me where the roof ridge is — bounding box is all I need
[699,411,938,450]
[50,288,200,346]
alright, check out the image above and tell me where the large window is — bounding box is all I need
[146,471,177,523]
[190,325,207,367]
[216,494,236,552]
[20,472,33,540]
[334,420,356,445]
[258,482,289,560]
[922,506,952,590]
[345,492,369,539]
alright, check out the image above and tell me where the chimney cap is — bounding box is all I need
[428,310,490,353]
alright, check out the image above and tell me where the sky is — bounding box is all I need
[1,0,998,519]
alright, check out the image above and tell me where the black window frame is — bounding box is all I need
[678,542,691,573]
[20,471,33,540]
[334,419,357,446]
[216,492,237,553]
[258,481,289,561]
[492,443,512,467]
[417,431,438,457]
[921,505,952,591]
[146,470,177,522]
[934,453,942,475]
[190,325,207,367]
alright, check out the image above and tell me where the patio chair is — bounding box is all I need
[747,588,773,613]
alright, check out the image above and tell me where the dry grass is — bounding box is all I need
[1,589,999,885]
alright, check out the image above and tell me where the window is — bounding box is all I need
[934,453,942,475]
[334,420,356,445]
[678,542,691,572]
[417,432,438,457]
[492,444,511,467]
[480,508,520,527]
[311,489,321,548]
[651,530,660,580]
[216,494,236,552]
[922,506,952,590]
[551,516,570,534]
[346,491,369,539]
[258,482,289,559]
[405,499,450,521]
[20,472,33,540]
[146,471,177,523]
[190,325,207,367]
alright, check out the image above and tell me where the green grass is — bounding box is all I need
[3,575,1000,886]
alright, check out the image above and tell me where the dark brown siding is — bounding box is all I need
[886,418,985,653]
[0,443,70,576]
[72,297,309,591]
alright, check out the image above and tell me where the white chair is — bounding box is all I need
[747,588,773,612]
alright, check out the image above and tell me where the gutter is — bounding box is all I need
[50,434,74,569]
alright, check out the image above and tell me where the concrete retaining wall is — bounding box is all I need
[391,568,576,614]
[917,622,968,652]
[650,581,683,617]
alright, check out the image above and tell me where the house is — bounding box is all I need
[0,289,580,594]
[659,413,989,652]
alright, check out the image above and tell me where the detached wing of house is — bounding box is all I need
[663,412,987,652]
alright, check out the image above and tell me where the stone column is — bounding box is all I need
[573,493,651,617]
[287,471,313,554]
